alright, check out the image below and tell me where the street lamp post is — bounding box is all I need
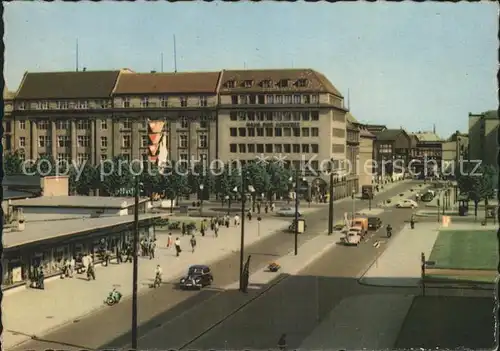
[199,184,204,215]
[131,177,141,350]
[225,195,230,215]
[351,189,356,219]
[328,171,334,235]
[237,179,255,292]
[289,173,304,256]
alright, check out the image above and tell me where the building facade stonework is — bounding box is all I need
[5,68,375,196]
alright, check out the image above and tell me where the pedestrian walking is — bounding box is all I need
[214,222,219,238]
[410,214,415,229]
[167,233,173,248]
[247,210,252,221]
[175,237,182,257]
[125,244,133,263]
[201,222,206,237]
[271,202,275,212]
[234,214,240,226]
[210,218,215,231]
[149,240,156,259]
[257,202,261,214]
[115,245,122,264]
[87,262,96,281]
[265,203,269,214]
[70,256,75,277]
[37,266,45,289]
[190,235,197,253]
[181,222,186,236]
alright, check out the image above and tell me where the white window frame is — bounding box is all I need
[101,136,108,148]
[123,97,130,108]
[101,120,107,130]
[58,136,70,147]
[179,135,188,148]
[311,94,319,104]
[180,117,188,129]
[77,135,90,147]
[38,135,51,148]
[123,119,132,129]
[141,135,148,148]
[77,153,90,165]
[180,97,188,107]
[19,137,26,147]
[199,96,208,107]
[122,135,131,148]
[160,96,168,108]
[141,97,149,108]
[77,120,90,130]
[198,134,208,148]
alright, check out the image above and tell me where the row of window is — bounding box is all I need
[15,96,210,111]
[230,94,320,105]
[225,78,309,89]
[229,127,320,138]
[12,117,210,131]
[229,111,320,122]
[229,143,320,154]
[17,133,209,150]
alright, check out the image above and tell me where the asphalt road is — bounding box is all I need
[13,182,417,351]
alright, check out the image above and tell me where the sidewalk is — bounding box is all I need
[298,294,414,350]
[1,216,294,350]
[359,222,441,287]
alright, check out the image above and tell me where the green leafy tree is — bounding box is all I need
[457,164,496,220]
[214,166,241,204]
[188,163,214,200]
[30,154,57,176]
[159,161,191,211]
[98,155,135,196]
[242,162,270,210]
[266,163,292,200]
[69,162,99,195]
[140,163,163,199]
[4,151,24,175]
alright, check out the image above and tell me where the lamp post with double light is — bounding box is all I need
[234,180,255,292]
[225,195,231,215]
[289,173,306,255]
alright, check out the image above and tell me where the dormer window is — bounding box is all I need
[226,80,235,88]
[279,79,289,88]
[297,79,308,87]
[243,80,253,88]
[262,80,273,88]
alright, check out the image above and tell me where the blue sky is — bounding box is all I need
[5,2,497,137]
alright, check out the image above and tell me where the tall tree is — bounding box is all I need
[30,154,57,176]
[4,151,24,175]
[69,162,99,195]
[98,155,135,196]
[214,165,241,203]
[267,163,292,200]
[457,164,496,220]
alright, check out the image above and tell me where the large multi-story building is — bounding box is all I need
[5,68,364,197]
[468,110,498,170]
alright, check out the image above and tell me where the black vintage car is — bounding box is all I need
[179,265,213,290]
[367,216,382,230]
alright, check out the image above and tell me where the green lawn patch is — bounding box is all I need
[425,274,497,284]
[428,230,498,270]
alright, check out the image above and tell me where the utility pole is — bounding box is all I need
[173,34,177,73]
[131,177,140,349]
[294,172,299,255]
[76,39,79,72]
[239,175,246,291]
[328,172,334,234]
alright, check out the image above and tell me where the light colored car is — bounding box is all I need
[276,207,302,217]
[396,199,418,208]
[345,229,362,245]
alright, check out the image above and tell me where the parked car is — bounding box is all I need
[367,216,382,230]
[396,199,418,208]
[179,265,213,290]
[420,192,434,202]
[277,207,302,217]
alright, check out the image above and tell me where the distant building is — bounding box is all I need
[468,110,499,170]
[373,129,412,176]
[410,131,443,175]
[442,131,468,175]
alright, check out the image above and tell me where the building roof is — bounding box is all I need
[346,112,359,124]
[11,196,150,209]
[3,175,42,188]
[359,128,375,138]
[469,110,498,120]
[375,129,406,141]
[4,86,15,100]
[3,188,38,200]
[113,71,222,94]
[16,70,121,99]
[364,124,387,133]
[4,214,163,249]
[412,132,442,142]
[218,69,343,97]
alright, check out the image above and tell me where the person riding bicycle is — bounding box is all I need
[154,265,163,284]
[386,224,393,238]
